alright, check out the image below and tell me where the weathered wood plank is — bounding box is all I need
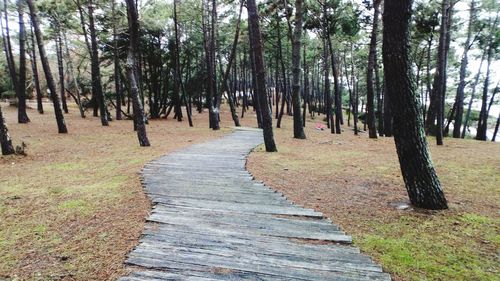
[120,128,391,281]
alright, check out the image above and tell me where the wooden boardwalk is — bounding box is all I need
[120,128,391,281]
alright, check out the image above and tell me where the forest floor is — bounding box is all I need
[1,102,498,281]
[0,103,231,280]
[247,114,500,281]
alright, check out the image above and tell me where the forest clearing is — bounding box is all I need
[1,0,499,280]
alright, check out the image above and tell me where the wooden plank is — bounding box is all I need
[120,128,390,281]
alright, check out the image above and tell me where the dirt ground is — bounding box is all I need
[0,103,244,280]
[247,114,499,281]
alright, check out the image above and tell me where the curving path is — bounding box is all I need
[120,128,391,281]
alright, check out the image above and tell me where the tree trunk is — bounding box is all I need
[112,0,121,120]
[382,0,447,210]
[290,0,306,139]
[88,0,108,126]
[247,0,277,152]
[426,0,451,146]
[62,31,85,118]
[56,28,68,114]
[125,0,150,146]
[452,0,475,138]
[0,104,15,155]
[217,0,243,127]
[492,112,500,142]
[326,36,341,134]
[27,0,67,133]
[276,17,287,129]
[17,0,30,123]
[476,15,498,141]
[2,0,17,92]
[365,0,380,138]
[28,21,43,114]
[462,51,485,138]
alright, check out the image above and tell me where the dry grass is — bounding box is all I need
[247,114,500,281]
[0,103,237,280]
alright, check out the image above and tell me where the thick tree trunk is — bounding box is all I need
[383,0,447,210]
[88,0,108,126]
[17,0,30,123]
[247,0,277,152]
[0,104,15,155]
[125,0,150,146]
[27,0,67,133]
[290,0,306,139]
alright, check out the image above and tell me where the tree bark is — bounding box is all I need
[2,0,17,91]
[62,31,85,118]
[476,15,498,141]
[383,0,447,209]
[27,0,67,133]
[0,104,15,155]
[247,0,277,152]
[17,0,29,123]
[290,0,306,139]
[88,0,108,126]
[462,50,485,138]
[366,0,380,138]
[112,0,121,120]
[452,0,475,138]
[28,21,43,114]
[125,0,150,146]
[56,28,68,114]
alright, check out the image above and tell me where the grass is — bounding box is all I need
[247,114,500,281]
[0,103,232,280]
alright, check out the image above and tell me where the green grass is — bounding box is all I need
[356,214,499,281]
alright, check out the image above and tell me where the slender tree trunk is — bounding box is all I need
[125,0,150,146]
[112,0,121,120]
[452,0,475,138]
[0,104,15,155]
[88,0,108,126]
[290,0,306,139]
[56,28,68,114]
[383,0,447,210]
[492,112,500,142]
[2,0,17,92]
[247,0,277,152]
[326,36,341,134]
[365,0,380,138]
[426,0,451,146]
[17,0,29,123]
[476,15,498,141]
[217,0,243,127]
[27,0,67,133]
[462,51,485,138]
[28,21,43,114]
[62,31,85,118]
[276,17,287,129]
